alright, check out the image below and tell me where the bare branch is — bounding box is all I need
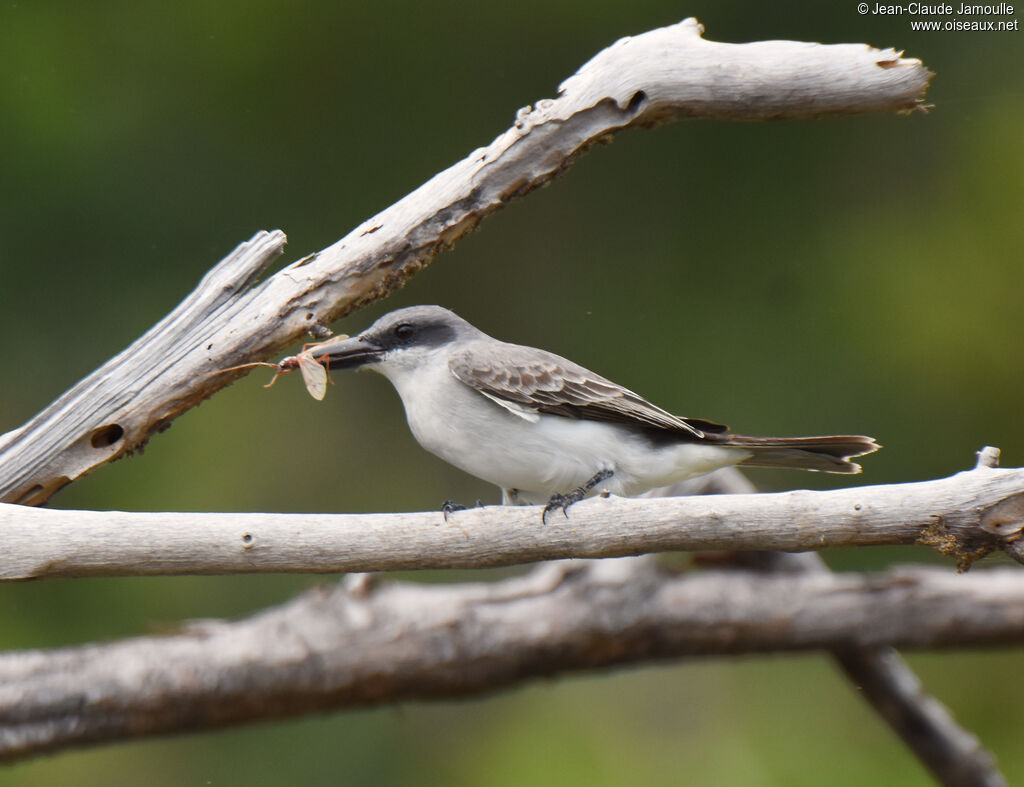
[3,457,1021,580]
[0,232,287,503]
[1,561,1020,763]
[0,18,933,506]
[653,468,1008,786]
[731,550,1006,787]
[833,647,1005,787]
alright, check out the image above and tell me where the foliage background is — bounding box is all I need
[1,1,1022,784]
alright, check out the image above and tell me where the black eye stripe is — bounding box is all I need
[372,320,457,351]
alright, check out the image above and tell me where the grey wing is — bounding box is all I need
[448,341,725,439]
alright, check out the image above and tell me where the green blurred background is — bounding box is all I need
[2,1,1022,783]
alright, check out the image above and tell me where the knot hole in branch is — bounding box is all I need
[626,90,647,115]
[90,424,124,449]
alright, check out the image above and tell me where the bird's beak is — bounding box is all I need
[307,334,384,370]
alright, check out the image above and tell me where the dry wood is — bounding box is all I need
[833,646,1005,787]
[0,18,933,507]
[0,17,972,779]
[731,548,1005,787]
[2,453,1021,580]
[1,560,1021,763]
[670,470,1007,787]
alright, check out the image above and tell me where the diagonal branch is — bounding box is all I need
[0,18,933,506]
[0,18,955,779]
[654,469,1007,787]
[736,546,1007,787]
[833,646,1005,787]
[1,560,1022,763]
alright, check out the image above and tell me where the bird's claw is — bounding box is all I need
[441,499,467,522]
[541,495,573,524]
[441,499,483,522]
[541,469,614,524]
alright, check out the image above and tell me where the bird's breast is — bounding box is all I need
[389,367,598,493]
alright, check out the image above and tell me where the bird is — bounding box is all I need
[307,305,879,520]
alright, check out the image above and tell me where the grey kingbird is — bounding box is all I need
[308,305,878,518]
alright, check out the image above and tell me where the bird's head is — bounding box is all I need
[308,305,478,377]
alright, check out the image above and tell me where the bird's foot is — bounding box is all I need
[541,469,613,524]
[441,499,482,522]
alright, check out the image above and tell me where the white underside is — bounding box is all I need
[377,354,751,505]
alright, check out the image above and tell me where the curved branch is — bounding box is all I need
[2,454,1020,580]
[1,561,1020,763]
[0,18,933,506]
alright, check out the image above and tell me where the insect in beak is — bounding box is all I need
[209,335,348,401]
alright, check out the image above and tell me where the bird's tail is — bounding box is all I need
[724,434,880,474]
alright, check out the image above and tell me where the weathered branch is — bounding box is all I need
[1,560,1020,763]
[3,454,1021,580]
[0,18,933,506]
[833,646,1005,787]
[730,548,1006,787]
[0,19,960,778]
[661,469,1008,786]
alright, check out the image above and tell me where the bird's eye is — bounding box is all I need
[394,323,414,340]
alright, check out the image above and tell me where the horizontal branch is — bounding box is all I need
[0,18,933,506]
[3,454,1022,580]
[2,561,1021,762]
